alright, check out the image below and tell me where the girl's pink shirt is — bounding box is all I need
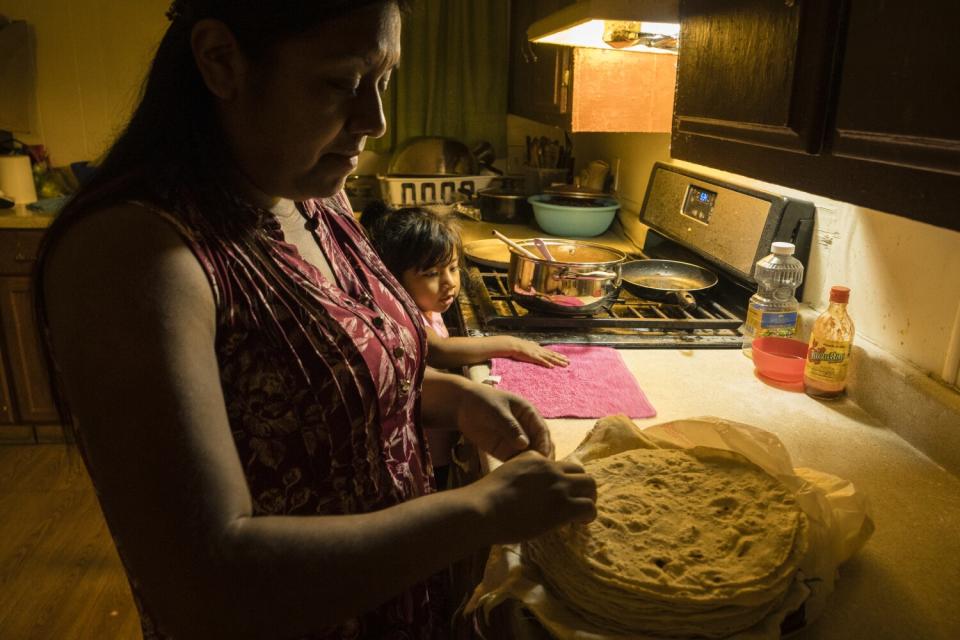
[420,310,449,338]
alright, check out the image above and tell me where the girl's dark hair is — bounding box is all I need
[361,201,462,277]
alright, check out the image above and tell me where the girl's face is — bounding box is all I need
[400,252,461,314]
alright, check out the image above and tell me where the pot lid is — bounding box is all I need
[543,184,610,199]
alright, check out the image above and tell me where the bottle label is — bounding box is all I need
[745,304,798,338]
[805,338,851,383]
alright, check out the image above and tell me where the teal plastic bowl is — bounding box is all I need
[528,194,620,237]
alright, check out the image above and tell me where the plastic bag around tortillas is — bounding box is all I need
[464,415,875,640]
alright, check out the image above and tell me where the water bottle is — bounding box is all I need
[742,242,804,359]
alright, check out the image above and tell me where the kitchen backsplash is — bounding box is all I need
[565,131,960,388]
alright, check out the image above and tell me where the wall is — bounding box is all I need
[570,132,960,387]
[0,0,169,166]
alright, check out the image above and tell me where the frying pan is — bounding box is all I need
[621,259,718,309]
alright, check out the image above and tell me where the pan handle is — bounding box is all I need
[672,290,698,310]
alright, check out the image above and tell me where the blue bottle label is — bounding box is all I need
[746,305,798,337]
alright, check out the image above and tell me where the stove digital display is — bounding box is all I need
[681,185,717,224]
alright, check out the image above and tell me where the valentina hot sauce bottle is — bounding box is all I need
[804,286,855,399]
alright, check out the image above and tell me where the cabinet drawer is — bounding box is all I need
[0,231,44,275]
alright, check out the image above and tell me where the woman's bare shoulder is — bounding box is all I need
[43,201,215,333]
[46,201,191,268]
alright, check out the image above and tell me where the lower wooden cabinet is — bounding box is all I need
[0,346,16,424]
[0,228,63,443]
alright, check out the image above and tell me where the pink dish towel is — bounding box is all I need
[490,344,656,419]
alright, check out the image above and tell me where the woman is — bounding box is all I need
[34,1,597,639]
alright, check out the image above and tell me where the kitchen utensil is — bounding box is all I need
[532,237,555,262]
[472,141,502,175]
[507,239,625,315]
[751,337,808,383]
[621,259,718,309]
[542,139,561,169]
[520,167,570,195]
[387,136,479,176]
[475,187,532,223]
[463,239,513,269]
[493,229,540,260]
[528,194,620,237]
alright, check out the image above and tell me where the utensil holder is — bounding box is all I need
[519,166,570,196]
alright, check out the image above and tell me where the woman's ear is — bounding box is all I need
[190,18,247,101]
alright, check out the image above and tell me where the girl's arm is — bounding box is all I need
[425,331,570,369]
[43,205,594,640]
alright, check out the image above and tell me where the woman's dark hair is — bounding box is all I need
[361,201,462,278]
[34,0,411,440]
[48,0,410,235]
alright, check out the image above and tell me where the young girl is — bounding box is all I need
[361,201,570,370]
[362,202,569,483]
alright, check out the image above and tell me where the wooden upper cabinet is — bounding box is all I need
[671,0,960,232]
[508,0,676,133]
[673,0,840,153]
[828,3,960,180]
[509,0,574,129]
[570,48,676,133]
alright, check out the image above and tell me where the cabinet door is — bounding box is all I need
[671,0,960,231]
[508,0,573,128]
[0,277,60,424]
[825,0,960,226]
[673,0,842,153]
[0,343,14,424]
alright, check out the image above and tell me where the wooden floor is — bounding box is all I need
[0,444,141,639]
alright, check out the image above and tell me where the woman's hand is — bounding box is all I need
[454,382,554,460]
[507,337,569,368]
[468,451,597,544]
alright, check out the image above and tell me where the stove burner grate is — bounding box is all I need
[466,270,743,332]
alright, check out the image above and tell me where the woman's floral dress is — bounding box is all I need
[108,193,444,639]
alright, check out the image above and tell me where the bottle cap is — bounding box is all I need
[771,242,795,256]
[829,286,850,303]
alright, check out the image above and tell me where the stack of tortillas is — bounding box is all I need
[523,446,810,638]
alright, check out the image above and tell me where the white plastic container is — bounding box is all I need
[378,174,499,207]
[742,242,805,359]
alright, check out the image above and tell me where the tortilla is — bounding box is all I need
[523,447,808,638]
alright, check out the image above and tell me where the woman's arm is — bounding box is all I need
[43,206,595,640]
[421,366,555,460]
[426,332,569,369]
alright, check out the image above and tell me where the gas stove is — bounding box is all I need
[452,163,814,349]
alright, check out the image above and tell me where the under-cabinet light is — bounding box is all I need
[528,0,680,53]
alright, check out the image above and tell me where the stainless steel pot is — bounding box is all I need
[507,239,625,315]
[477,187,532,223]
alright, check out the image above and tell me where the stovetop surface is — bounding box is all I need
[454,255,750,349]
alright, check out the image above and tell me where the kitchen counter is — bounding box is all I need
[457,216,642,257]
[467,349,960,640]
[0,209,56,228]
